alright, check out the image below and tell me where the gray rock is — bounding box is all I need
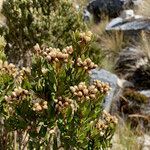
[139,90,150,98]
[86,0,142,24]
[115,47,148,79]
[90,69,133,112]
[83,9,91,22]
[106,10,150,31]
[86,0,126,23]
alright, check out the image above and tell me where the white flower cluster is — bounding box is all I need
[79,31,93,43]
[55,96,77,112]
[33,101,48,111]
[5,87,29,103]
[34,44,73,63]
[77,58,98,71]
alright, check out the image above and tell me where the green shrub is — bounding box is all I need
[1,0,86,66]
[0,32,117,149]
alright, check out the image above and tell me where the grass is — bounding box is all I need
[89,17,126,71]
[135,0,150,17]
[110,119,142,150]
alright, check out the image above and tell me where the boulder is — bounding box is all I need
[85,0,141,23]
[115,47,148,80]
[90,69,133,112]
[106,10,150,31]
[87,0,125,23]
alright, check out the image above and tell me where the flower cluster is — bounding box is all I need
[5,87,29,103]
[0,60,30,83]
[70,80,110,101]
[34,44,73,63]
[95,110,118,136]
[77,58,98,71]
[93,80,110,94]
[102,110,118,125]
[55,96,77,112]
[0,60,18,77]
[70,82,98,101]
[95,119,108,131]
[33,101,48,111]
[79,31,93,43]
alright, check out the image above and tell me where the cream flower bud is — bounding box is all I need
[85,96,90,100]
[34,103,39,107]
[86,31,92,37]
[0,60,2,69]
[46,55,51,61]
[78,84,84,91]
[70,86,76,93]
[12,92,17,97]
[43,101,47,105]
[3,61,8,68]
[43,105,48,109]
[83,89,89,96]
[36,105,42,111]
[90,94,96,99]
[54,58,59,62]
[88,85,95,91]
[78,91,83,97]
[34,43,41,52]
[85,36,91,42]
[9,63,15,69]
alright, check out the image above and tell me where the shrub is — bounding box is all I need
[1,0,86,66]
[0,32,117,149]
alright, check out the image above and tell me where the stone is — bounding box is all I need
[86,0,125,23]
[139,90,150,98]
[115,47,148,80]
[85,0,140,23]
[90,69,133,112]
[83,9,91,22]
[106,10,150,31]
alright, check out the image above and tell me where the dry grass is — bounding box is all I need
[136,0,150,17]
[139,31,150,60]
[110,120,142,150]
[90,18,125,71]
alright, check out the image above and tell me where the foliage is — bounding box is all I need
[0,35,6,60]
[123,89,148,104]
[1,0,86,66]
[0,32,117,149]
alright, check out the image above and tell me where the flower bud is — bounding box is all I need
[85,96,90,100]
[64,102,69,107]
[41,68,48,74]
[36,105,42,111]
[90,94,96,99]
[46,55,51,61]
[34,103,39,107]
[54,58,59,62]
[78,91,83,97]
[43,105,48,109]
[83,89,89,96]
[43,101,47,105]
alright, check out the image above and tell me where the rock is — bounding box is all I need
[83,9,91,22]
[86,0,125,23]
[139,90,150,98]
[86,0,139,23]
[106,9,150,31]
[90,69,133,112]
[115,47,148,80]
